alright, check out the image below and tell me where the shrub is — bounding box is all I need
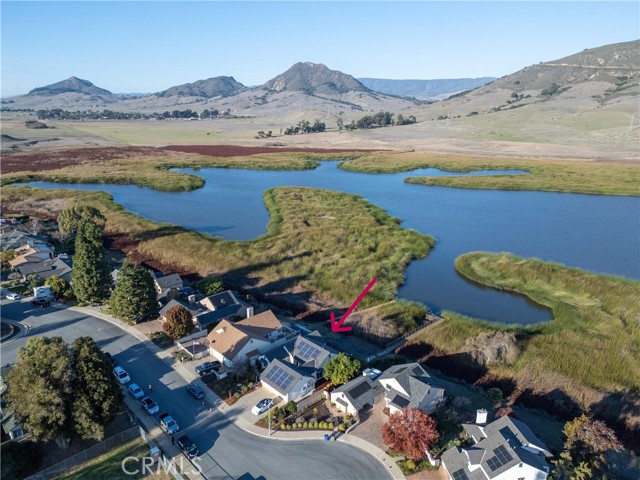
[313,422,318,428]
[233,392,241,399]
[338,423,346,432]
[308,417,317,424]
[328,422,334,429]
[280,422,285,429]
[303,422,308,429]
[319,421,326,429]
[295,416,304,424]
[405,459,416,471]
[286,424,292,430]
[285,401,297,415]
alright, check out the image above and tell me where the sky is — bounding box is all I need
[1,1,639,96]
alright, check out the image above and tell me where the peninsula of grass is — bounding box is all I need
[416,252,640,396]
[2,149,353,192]
[3,185,432,315]
[339,151,640,196]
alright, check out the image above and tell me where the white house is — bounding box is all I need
[261,358,316,403]
[441,414,552,480]
[330,376,376,416]
[377,363,445,414]
[207,310,287,367]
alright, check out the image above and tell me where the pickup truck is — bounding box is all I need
[159,412,180,435]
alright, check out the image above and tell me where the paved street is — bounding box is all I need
[0,293,394,480]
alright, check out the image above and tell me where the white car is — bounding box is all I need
[251,398,274,415]
[113,366,130,384]
[159,412,180,434]
[128,383,144,399]
[6,293,20,300]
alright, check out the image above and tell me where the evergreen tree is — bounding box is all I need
[57,205,105,235]
[163,305,194,339]
[72,220,110,303]
[71,337,124,440]
[110,262,158,321]
[6,337,74,448]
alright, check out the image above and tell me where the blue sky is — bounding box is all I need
[2,1,638,96]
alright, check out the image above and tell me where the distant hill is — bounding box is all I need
[157,76,246,98]
[27,76,114,97]
[263,62,369,94]
[358,77,496,100]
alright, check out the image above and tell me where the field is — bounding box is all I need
[2,185,433,323]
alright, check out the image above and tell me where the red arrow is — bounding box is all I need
[331,277,377,333]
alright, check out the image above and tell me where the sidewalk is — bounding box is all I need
[71,305,406,480]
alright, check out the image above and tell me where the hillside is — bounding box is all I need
[156,76,246,98]
[263,62,369,94]
[27,76,114,97]
[358,77,496,100]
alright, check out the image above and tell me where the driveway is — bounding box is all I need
[0,297,394,480]
[350,393,389,451]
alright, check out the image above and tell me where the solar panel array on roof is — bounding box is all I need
[451,469,469,480]
[411,366,424,375]
[297,339,321,360]
[487,445,514,471]
[393,366,408,374]
[265,365,294,391]
[349,381,372,399]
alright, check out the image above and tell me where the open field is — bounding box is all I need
[339,151,640,196]
[2,185,432,321]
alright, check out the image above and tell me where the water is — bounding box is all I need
[27,162,640,324]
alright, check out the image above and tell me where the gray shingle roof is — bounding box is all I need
[17,257,72,282]
[378,362,444,411]
[261,358,315,395]
[154,273,183,291]
[333,376,376,412]
[443,415,551,480]
[292,331,336,369]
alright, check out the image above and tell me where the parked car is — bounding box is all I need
[104,352,117,366]
[113,366,130,384]
[128,383,144,399]
[177,434,199,458]
[251,398,274,415]
[140,397,160,415]
[195,361,221,376]
[159,412,180,434]
[31,297,51,307]
[5,293,20,300]
[187,384,205,400]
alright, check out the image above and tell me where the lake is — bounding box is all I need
[27,161,640,324]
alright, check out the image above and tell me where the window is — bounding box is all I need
[519,463,523,467]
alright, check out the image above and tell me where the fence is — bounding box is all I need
[25,426,140,480]
[297,389,326,412]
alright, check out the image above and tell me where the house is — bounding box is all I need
[377,363,445,414]
[1,404,26,441]
[197,290,253,327]
[330,376,377,416]
[207,310,287,367]
[441,414,552,480]
[8,244,53,268]
[150,272,184,303]
[17,257,72,283]
[159,299,209,322]
[0,229,48,251]
[287,331,336,375]
[261,358,316,403]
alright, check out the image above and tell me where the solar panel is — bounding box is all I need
[393,366,408,374]
[297,340,321,360]
[265,365,294,390]
[349,381,372,399]
[451,469,469,480]
[486,445,514,471]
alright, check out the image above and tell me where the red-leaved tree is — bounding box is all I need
[495,406,516,419]
[382,407,440,460]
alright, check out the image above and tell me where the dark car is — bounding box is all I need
[104,352,117,366]
[195,361,221,376]
[177,435,199,458]
[31,297,51,307]
[187,385,205,400]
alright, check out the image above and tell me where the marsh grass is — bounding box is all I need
[339,152,640,196]
[418,252,640,393]
[3,185,432,312]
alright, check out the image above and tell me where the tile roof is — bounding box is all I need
[207,310,282,360]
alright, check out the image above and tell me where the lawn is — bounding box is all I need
[57,437,151,480]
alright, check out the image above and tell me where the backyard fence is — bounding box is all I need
[24,426,140,480]
[297,390,326,412]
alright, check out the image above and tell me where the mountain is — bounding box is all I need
[358,77,496,100]
[27,76,114,97]
[262,62,369,94]
[157,76,247,98]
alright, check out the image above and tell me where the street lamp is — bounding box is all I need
[268,407,272,437]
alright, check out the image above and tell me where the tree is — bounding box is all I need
[57,205,105,235]
[551,414,622,479]
[337,118,344,130]
[0,249,16,264]
[45,275,68,299]
[487,387,504,406]
[382,407,439,460]
[495,406,516,419]
[193,276,225,296]
[71,337,124,440]
[163,305,194,339]
[110,262,158,321]
[25,217,44,236]
[50,228,72,247]
[6,337,74,448]
[26,273,42,290]
[71,220,110,303]
[323,352,361,385]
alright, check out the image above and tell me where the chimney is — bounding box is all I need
[246,306,254,318]
[188,294,196,303]
[476,409,488,425]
